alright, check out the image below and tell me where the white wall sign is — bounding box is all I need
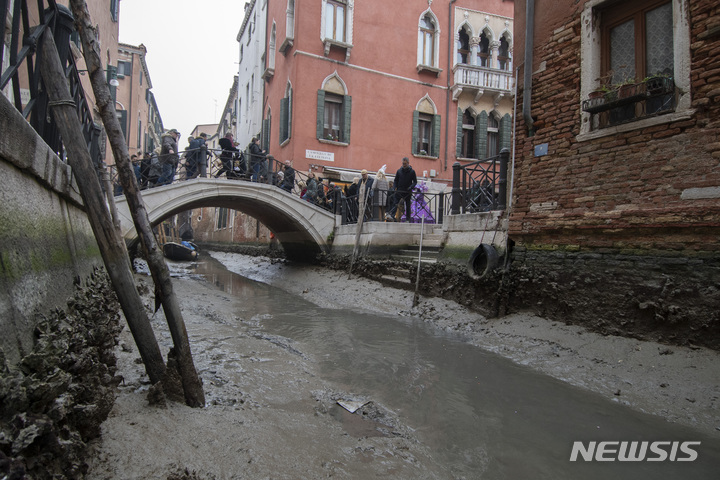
[306,149,334,162]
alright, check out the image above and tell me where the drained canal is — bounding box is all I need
[165,252,720,479]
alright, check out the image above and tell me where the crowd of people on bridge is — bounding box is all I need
[120,128,437,224]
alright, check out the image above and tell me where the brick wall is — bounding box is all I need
[507,0,720,348]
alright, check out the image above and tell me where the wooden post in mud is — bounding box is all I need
[348,193,366,277]
[37,29,166,386]
[67,0,206,408]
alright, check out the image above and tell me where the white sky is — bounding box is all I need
[119,0,245,139]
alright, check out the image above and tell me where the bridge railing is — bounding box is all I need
[1,1,103,169]
[451,148,509,214]
[111,149,453,225]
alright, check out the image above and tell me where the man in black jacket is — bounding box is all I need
[394,157,417,222]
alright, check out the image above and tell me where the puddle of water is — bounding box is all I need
[175,254,720,480]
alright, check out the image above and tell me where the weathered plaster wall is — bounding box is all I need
[0,94,102,365]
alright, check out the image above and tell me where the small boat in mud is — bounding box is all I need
[163,241,199,261]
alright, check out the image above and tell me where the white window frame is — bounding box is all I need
[417,9,442,75]
[321,0,354,59]
[578,0,693,140]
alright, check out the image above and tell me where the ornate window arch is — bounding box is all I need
[417,10,441,75]
[456,23,473,65]
[317,72,351,144]
[413,95,441,158]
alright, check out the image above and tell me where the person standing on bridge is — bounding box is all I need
[281,160,295,193]
[394,157,417,223]
[158,129,180,185]
[216,132,241,179]
[248,136,267,182]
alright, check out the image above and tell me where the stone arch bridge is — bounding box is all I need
[114,179,336,261]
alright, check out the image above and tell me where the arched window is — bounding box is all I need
[317,74,351,144]
[478,32,490,67]
[457,27,470,65]
[498,35,510,70]
[413,96,441,157]
[419,14,436,66]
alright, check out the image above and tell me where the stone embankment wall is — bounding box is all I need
[0,94,102,365]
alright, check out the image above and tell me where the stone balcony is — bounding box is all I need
[451,64,515,104]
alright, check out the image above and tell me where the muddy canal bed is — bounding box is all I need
[86,253,720,479]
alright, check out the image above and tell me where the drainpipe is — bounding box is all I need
[444,0,458,171]
[523,0,535,136]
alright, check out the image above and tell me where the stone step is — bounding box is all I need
[390,254,438,264]
[378,273,414,290]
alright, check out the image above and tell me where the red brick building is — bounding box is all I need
[511,0,720,348]
[261,0,514,187]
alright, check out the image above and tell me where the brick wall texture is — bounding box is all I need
[508,0,720,349]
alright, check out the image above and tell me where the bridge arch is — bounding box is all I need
[114,179,336,261]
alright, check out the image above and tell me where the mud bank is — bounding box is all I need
[77,252,719,479]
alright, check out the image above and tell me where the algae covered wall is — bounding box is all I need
[0,94,102,365]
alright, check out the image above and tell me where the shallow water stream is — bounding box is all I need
[178,253,720,479]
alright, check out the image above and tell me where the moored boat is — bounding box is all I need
[163,241,198,261]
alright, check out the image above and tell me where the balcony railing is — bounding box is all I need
[452,64,514,100]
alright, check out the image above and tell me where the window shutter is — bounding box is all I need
[287,88,292,141]
[342,95,352,143]
[500,113,512,151]
[280,97,288,143]
[431,114,441,157]
[316,90,325,139]
[262,117,271,151]
[456,108,463,157]
[476,111,488,159]
[411,110,420,155]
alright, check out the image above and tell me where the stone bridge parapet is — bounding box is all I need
[114,179,337,260]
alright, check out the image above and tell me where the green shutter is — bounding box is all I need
[280,98,288,143]
[476,111,488,159]
[262,116,271,151]
[316,90,325,139]
[342,95,352,143]
[411,110,420,155]
[431,114,441,158]
[287,88,292,141]
[499,113,512,151]
[456,108,463,157]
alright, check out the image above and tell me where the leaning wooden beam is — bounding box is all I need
[67,0,205,408]
[37,29,166,386]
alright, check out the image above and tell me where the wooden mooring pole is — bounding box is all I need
[37,29,166,386]
[66,0,205,407]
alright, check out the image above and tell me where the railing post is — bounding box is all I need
[498,147,509,211]
[451,161,462,215]
[437,192,444,225]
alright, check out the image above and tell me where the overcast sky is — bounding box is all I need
[119,0,245,140]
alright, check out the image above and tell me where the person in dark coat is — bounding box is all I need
[393,157,417,222]
[281,160,295,193]
[216,132,241,179]
[248,136,266,182]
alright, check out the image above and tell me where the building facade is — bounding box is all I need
[236,0,268,150]
[116,43,163,158]
[511,0,720,348]
[258,0,514,187]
